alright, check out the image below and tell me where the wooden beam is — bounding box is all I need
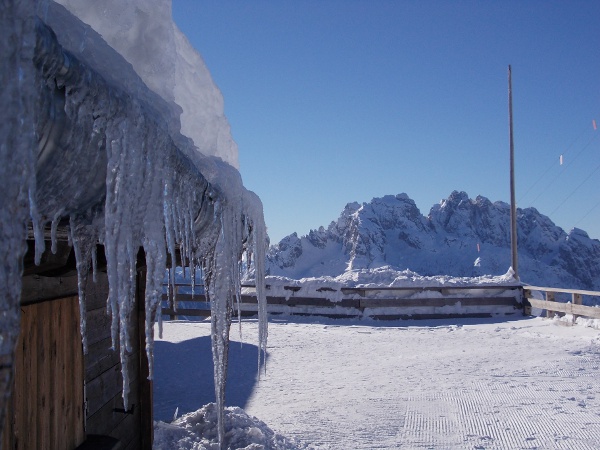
[524,285,600,297]
[21,274,79,305]
[526,298,600,319]
[22,240,74,276]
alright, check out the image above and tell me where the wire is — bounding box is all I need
[519,122,596,204]
[574,197,600,230]
[548,158,600,218]
[527,131,598,207]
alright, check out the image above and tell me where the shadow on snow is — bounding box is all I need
[153,333,266,422]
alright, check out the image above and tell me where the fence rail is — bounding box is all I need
[523,286,600,320]
[162,283,523,321]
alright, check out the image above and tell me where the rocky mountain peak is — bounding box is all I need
[267,192,600,290]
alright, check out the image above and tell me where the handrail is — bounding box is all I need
[523,285,600,297]
[522,286,600,320]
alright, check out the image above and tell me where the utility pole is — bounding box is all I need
[508,65,519,280]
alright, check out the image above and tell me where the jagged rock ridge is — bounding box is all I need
[267,191,600,291]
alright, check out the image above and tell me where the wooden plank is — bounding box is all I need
[85,351,139,418]
[161,308,211,317]
[545,291,556,319]
[2,382,14,450]
[85,384,135,437]
[22,240,73,276]
[526,298,600,319]
[271,312,362,319]
[524,285,600,297]
[85,307,115,348]
[359,297,519,308]
[83,273,111,312]
[20,275,79,305]
[64,297,86,447]
[10,297,85,450]
[369,312,497,320]
[112,410,140,450]
[37,300,50,448]
[85,337,120,383]
[572,293,583,320]
[165,295,363,308]
[25,301,38,450]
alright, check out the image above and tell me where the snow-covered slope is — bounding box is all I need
[267,191,600,290]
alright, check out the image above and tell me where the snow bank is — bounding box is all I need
[154,403,304,450]
[554,313,600,330]
[255,266,520,301]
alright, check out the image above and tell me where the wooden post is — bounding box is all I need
[546,291,555,318]
[508,65,519,280]
[572,292,582,321]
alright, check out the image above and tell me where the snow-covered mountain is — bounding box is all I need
[267,191,600,291]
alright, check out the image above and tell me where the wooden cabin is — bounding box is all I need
[1,2,253,448]
[2,240,153,450]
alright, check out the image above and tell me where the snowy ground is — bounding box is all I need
[153,316,600,449]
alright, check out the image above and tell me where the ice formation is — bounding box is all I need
[0,0,37,436]
[1,0,266,447]
[53,0,240,169]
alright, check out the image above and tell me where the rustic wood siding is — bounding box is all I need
[5,241,153,450]
[4,295,85,450]
[83,273,143,450]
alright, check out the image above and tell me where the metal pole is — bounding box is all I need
[508,65,519,280]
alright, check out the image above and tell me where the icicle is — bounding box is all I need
[167,267,175,309]
[0,0,37,435]
[70,213,98,354]
[31,206,45,265]
[204,204,238,449]
[91,244,98,283]
[50,209,64,254]
[190,260,196,300]
[243,190,268,375]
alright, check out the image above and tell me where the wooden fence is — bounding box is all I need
[162,283,524,320]
[523,286,600,320]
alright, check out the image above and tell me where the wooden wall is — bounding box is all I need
[4,260,152,450]
[3,295,85,450]
[83,272,147,450]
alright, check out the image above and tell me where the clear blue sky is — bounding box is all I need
[172,0,600,244]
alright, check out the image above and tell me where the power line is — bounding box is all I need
[548,158,600,218]
[519,121,596,205]
[526,130,598,207]
[574,197,600,230]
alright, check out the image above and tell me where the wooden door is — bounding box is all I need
[3,295,85,449]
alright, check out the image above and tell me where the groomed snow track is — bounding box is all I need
[154,317,600,449]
